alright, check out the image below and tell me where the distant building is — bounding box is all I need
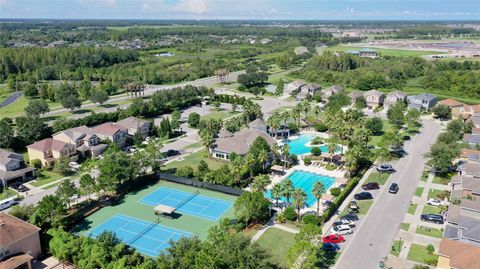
[384,91,407,110]
[358,48,378,58]
[298,83,321,100]
[347,91,365,103]
[363,90,385,109]
[407,93,437,111]
[322,85,343,99]
[260,38,272,44]
[27,138,78,167]
[0,149,35,187]
[0,212,42,269]
[116,117,151,139]
[92,122,128,148]
[285,80,306,95]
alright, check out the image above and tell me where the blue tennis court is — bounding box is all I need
[139,187,232,221]
[88,214,191,257]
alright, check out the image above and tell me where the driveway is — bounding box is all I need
[334,118,442,269]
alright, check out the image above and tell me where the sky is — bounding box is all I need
[0,0,479,20]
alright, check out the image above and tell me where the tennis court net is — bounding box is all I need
[175,190,200,210]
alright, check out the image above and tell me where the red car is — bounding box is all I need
[322,234,345,244]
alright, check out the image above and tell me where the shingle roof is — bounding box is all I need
[386,90,407,99]
[439,99,465,107]
[27,138,72,152]
[461,149,480,158]
[439,239,480,269]
[116,116,149,130]
[248,118,267,128]
[92,122,125,136]
[364,90,385,98]
[410,93,437,102]
[54,125,96,142]
[0,213,40,246]
[464,134,480,144]
[214,128,276,155]
[359,48,377,52]
[464,161,480,176]
[0,149,22,166]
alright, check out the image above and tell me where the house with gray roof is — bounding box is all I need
[53,125,107,158]
[116,116,151,139]
[384,91,407,110]
[407,93,437,111]
[464,134,480,146]
[464,162,480,178]
[211,125,277,160]
[347,91,365,103]
[297,83,320,100]
[0,149,35,187]
[285,80,306,95]
[364,90,385,109]
[322,85,343,99]
[359,48,378,58]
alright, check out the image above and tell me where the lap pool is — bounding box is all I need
[265,170,336,207]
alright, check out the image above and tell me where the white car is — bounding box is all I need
[427,198,446,207]
[330,225,353,235]
[69,162,81,170]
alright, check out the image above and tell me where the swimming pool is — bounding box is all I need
[265,170,336,207]
[284,134,328,155]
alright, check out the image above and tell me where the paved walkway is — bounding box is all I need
[251,216,299,242]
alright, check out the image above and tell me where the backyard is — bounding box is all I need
[163,149,228,171]
[256,228,296,268]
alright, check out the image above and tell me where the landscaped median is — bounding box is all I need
[364,171,390,185]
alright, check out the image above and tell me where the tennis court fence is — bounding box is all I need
[158,173,244,196]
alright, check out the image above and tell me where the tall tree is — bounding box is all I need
[292,188,306,222]
[0,120,14,148]
[233,191,270,225]
[79,174,96,203]
[251,174,270,192]
[271,183,283,207]
[31,195,66,228]
[281,178,294,204]
[312,181,325,215]
[25,99,50,117]
[56,179,78,208]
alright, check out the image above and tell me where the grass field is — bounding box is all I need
[0,188,17,200]
[390,240,404,257]
[365,172,390,185]
[415,226,443,239]
[432,175,450,185]
[400,223,410,231]
[75,180,237,240]
[163,149,227,171]
[407,203,418,215]
[415,187,424,197]
[327,45,444,57]
[256,228,296,268]
[30,170,65,187]
[370,120,393,147]
[407,244,438,266]
[422,205,442,215]
[201,111,239,121]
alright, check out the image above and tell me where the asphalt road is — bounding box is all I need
[0,91,23,108]
[335,118,442,269]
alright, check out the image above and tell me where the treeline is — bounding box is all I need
[0,47,139,81]
[395,25,480,38]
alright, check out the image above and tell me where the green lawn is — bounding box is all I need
[415,187,424,197]
[365,172,390,185]
[432,176,449,185]
[427,189,449,200]
[30,170,65,187]
[422,205,443,215]
[256,228,296,268]
[390,240,404,257]
[401,223,411,231]
[415,226,443,239]
[357,200,374,215]
[184,142,203,150]
[421,171,429,182]
[370,120,394,147]
[201,111,240,121]
[163,149,227,171]
[407,244,438,266]
[407,203,418,215]
[0,96,62,119]
[327,45,445,57]
[0,188,17,200]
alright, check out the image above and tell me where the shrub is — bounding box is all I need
[311,147,322,156]
[424,256,438,266]
[30,159,42,169]
[188,112,200,127]
[175,166,194,178]
[304,157,312,165]
[311,137,323,145]
[276,213,286,223]
[287,123,299,133]
[283,206,297,221]
[302,214,321,226]
[426,244,435,255]
[330,187,341,196]
[315,122,328,132]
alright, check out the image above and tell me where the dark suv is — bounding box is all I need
[420,214,444,224]
[362,182,380,190]
[389,183,399,194]
[354,192,373,200]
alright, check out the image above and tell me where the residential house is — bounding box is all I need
[347,91,365,103]
[92,122,128,148]
[322,85,343,99]
[0,149,35,187]
[461,149,480,159]
[384,91,407,110]
[53,126,107,158]
[471,114,480,128]
[298,83,320,99]
[437,239,480,269]
[438,99,467,119]
[407,93,437,111]
[260,38,272,44]
[345,50,360,56]
[358,48,378,58]
[285,80,306,95]
[211,126,277,160]
[249,118,290,138]
[463,162,480,178]
[27,138,77,167]
[0,212,41,269]
[363,90,385,109]
[116,116,151,139]
[464,134,480,147]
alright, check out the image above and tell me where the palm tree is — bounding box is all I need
[312,181,325,215]
[281,179,294,204]
[230,157,244,184]
[257,148,269,171]
[268,113,281,138]
[245,153,256,180]
[271,184,282,207]
[251,175,271,192]
[292,188,307,222]
[292,106,302,127]
[301,99,310,122]
[354,128,371,147]
[313,105,321,119]
[327,140,337,163]
[281,144,290,167]
[281,112,290,128]
[200,131,214,152]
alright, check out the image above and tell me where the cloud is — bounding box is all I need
[142,3,154,13]
[173,0,207,14]
[78,0,116,6]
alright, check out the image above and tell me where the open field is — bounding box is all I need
[163,149,228,171]
[326,45,443,57]
[256,228,296,268]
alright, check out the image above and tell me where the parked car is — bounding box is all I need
[354,192,373,200]
[377,164,395,173]
[126,146,137,153]
[348,201,360,213]
[11,183,29,193]
[333,219,356,228]
[420,214,444,224]
[362,182,380,190]
[69,162,81,170]
[330,225,353,235]
[322,234,345,244]
[0,198,17,211]
[427,198,446,207]
[341,213,359,222]
[389,183,399,194]
[322,242,340,252]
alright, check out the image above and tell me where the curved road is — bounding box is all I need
[0,91,22,108]
[334,118,442,269]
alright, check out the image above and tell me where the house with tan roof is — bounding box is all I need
[285,80,306,95]
[0,149,35,187]
[363,90,385,109]
[0,212,41,269]
[437,239,480,269]
[116,116,151,139]
[384,91,407,110]
[322,85,343,99]
[438,99,472,119]
[298,83,320,100]
[347,91,364,103]
[92,122,127,148]
[27,138,77,167]
[53,125,107,158]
